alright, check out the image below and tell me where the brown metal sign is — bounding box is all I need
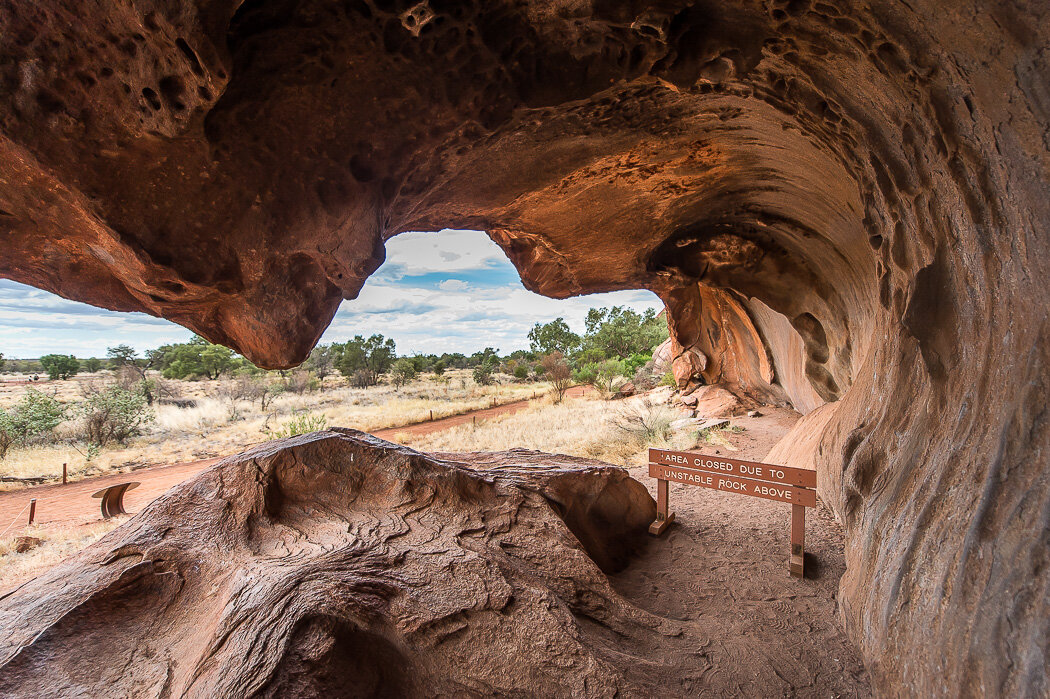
[649,448,816,488]
[648,463,816,507]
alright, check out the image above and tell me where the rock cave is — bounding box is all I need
[0,0,1047,696]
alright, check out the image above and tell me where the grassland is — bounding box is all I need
[0,370,548,487]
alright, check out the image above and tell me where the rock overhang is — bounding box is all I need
[0,0,1048,694]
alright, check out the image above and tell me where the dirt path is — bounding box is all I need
[605,407,870,696]
[0,386,589,530]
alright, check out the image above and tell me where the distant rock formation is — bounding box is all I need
[0,431,657,697]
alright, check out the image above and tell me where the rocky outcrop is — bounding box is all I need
[0,431,658,697]
[0,1,1048,694]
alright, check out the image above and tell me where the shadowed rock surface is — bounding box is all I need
[0,431,660,697]
[0,0,1048,694]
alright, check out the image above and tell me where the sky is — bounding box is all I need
[0,230,663,359]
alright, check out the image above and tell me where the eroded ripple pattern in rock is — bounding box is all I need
[0,431,658,697]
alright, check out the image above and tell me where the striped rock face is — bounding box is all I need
[0,1,1048,694]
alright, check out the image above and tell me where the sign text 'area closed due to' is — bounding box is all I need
[649,448,816,488]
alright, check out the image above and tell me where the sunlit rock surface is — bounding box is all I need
[0,1,1047,693]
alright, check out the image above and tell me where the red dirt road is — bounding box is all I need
[0,387,588,530]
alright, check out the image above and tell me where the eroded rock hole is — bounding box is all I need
[175,38,205,77]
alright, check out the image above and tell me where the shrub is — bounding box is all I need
[432,360,446,376]
[82,357,104,373]
[284,370,319,395]
[472,361,495,386]
[541,352,572,403]
[623,353,652,376]
[39,354,80,380]
[0,413,13,460]
[78,384,155,447]
[513,365,529,380]
[0,389,67,458]
[350,369,372,388]
[591,359,628,398]
[264,412,327,439]
[391,358,418,389]
[660,371,678,387]
[632,363,657,391]
[610,398,675,445]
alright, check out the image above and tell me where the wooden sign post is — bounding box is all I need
[647,448,817,577]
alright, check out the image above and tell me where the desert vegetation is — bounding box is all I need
[0,306,667,487]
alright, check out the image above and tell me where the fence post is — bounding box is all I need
[62,462,67,485]
[28,499,36,526]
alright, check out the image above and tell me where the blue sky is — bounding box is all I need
[0,230,662,359]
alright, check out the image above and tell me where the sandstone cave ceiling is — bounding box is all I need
[0,0,1048,695]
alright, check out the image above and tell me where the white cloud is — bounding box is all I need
[0,230,665,359]
[379,229,506,277]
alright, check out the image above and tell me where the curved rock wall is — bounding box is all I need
[0,1,1047,694]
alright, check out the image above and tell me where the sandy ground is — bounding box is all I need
[600,407,870,696]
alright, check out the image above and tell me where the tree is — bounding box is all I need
[469,347,499,367]
[107,344,140,369]
[39,354,80,380]
[472,360,495,386]
[335,334,396,386]
[581,306,667,359]
[0,351,5,373]
[589,359,628,398]
[528,318,580,356]
[155,336,237,380]
[541,352,572,403]
[391,358,418,389]
[200,344,236,379]
[432,360,446,376]
[107,344,161,403]
[83,357,104,373]
[305,345,337,386]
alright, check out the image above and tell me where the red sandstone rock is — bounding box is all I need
[0,1,1047,694]
[0,432,658,697]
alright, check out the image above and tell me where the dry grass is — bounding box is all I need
[0,518,125,594]
[0,371,548,487]
[397,394,702,467]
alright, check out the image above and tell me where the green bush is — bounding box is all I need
[0,389,67,458]
[79,385,155,447]
[1,391,64,458]
[432,360,446,376]
[264,412,327,439]
[623,353,651,376]
[39,354,80,380]
[660,371,677,387]
[472,361,495,386]
[572,366,596,385]
[513,365,529,380]
[391,358,418,389]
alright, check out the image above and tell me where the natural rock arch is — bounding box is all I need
[0,1,1047,694]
